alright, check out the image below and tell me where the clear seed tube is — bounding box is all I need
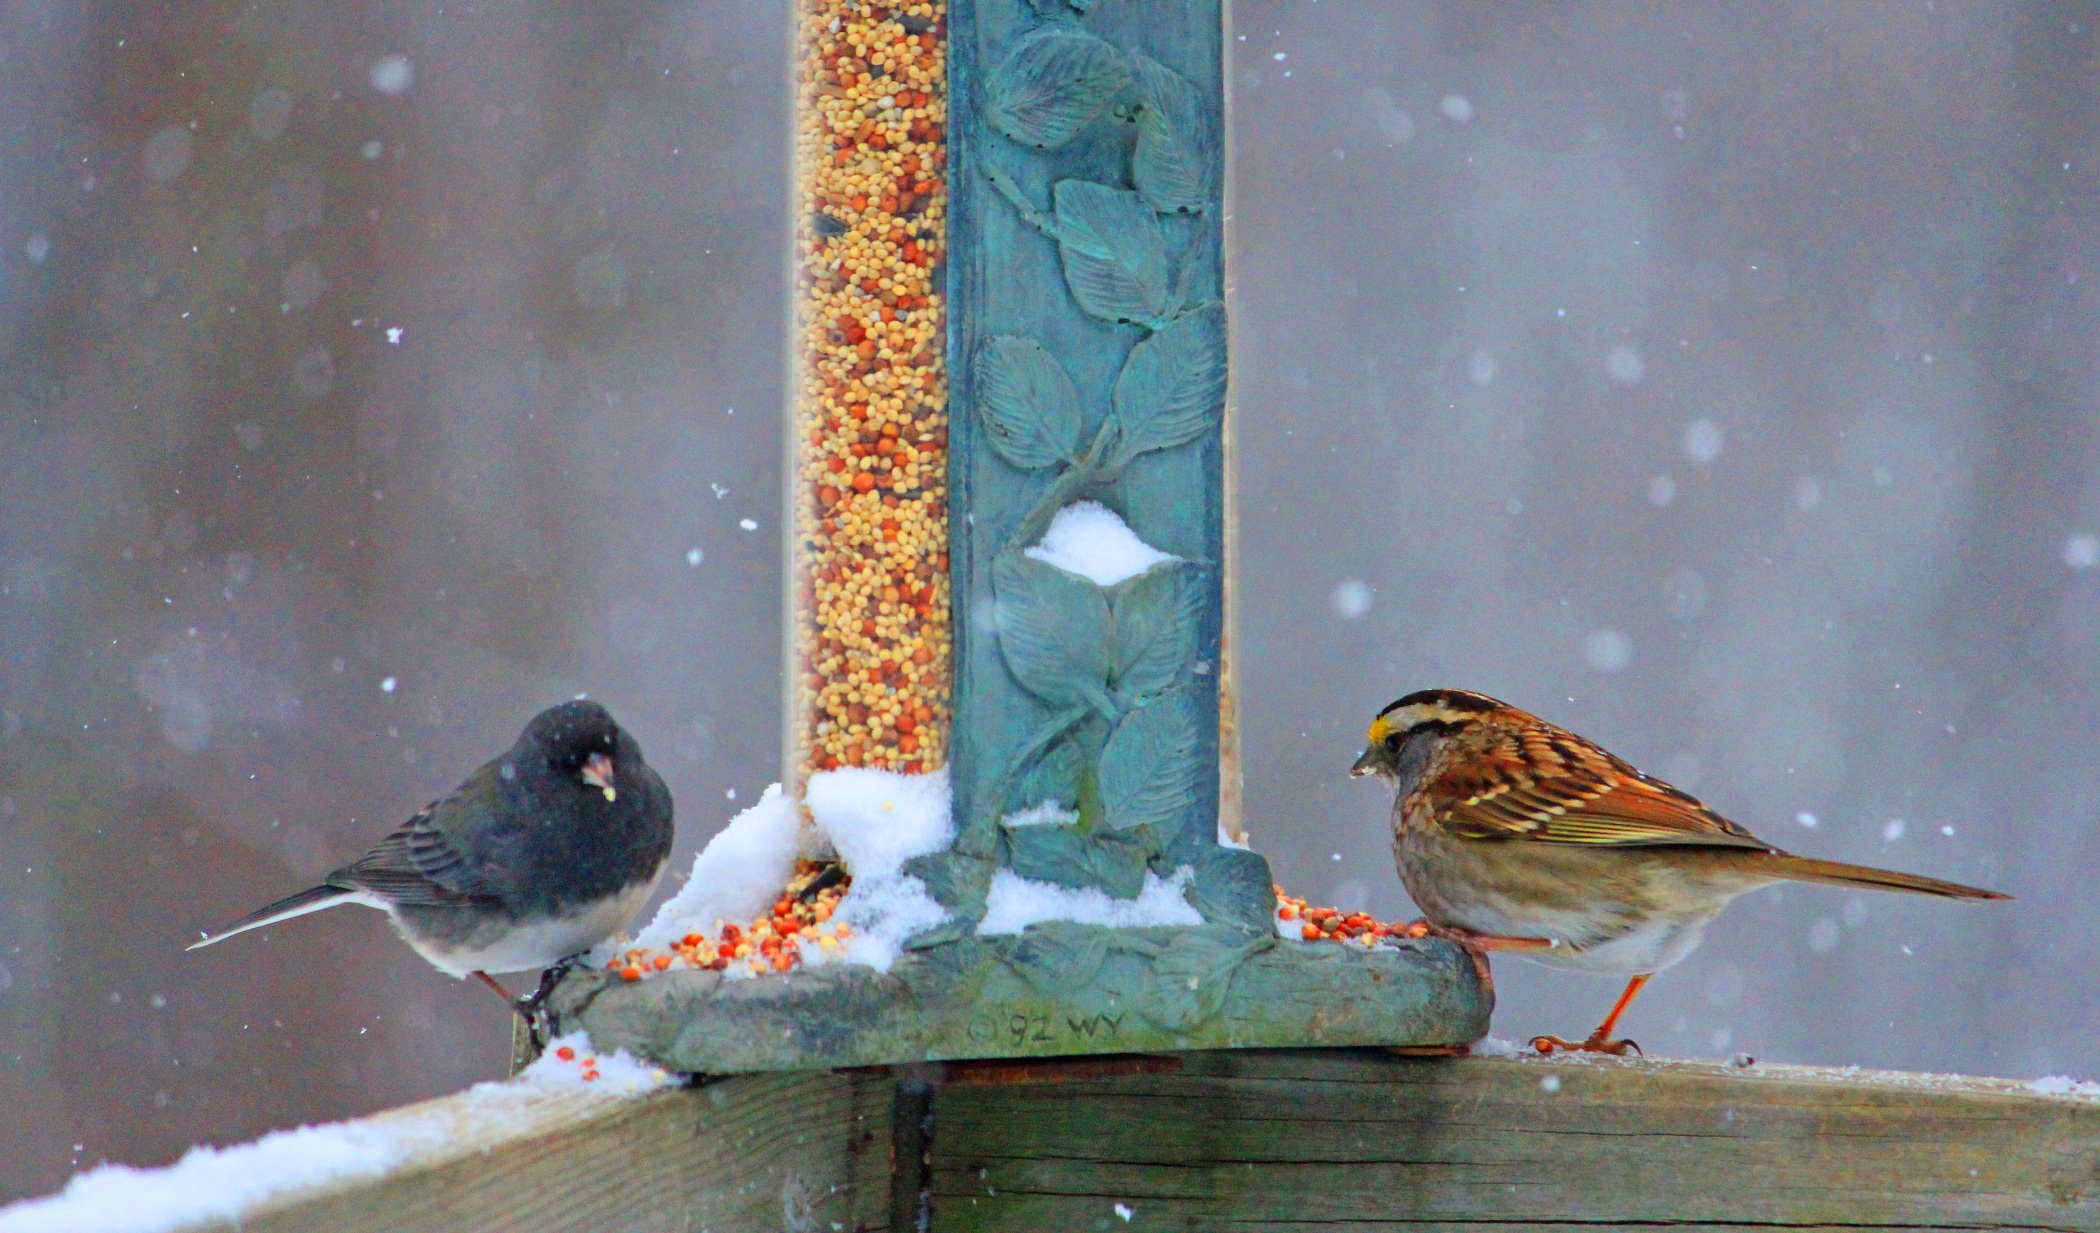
[787,0,951,785]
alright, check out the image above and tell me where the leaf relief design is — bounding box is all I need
[1005,823,1150,897]
[987,29,1132,150]
[975,335,1086,470]
[1110,304,1226,464]
[967,10,1227,911]
[991,553,1116,716]
[1136,929,1273,1030]
[1130,55,1216,214]
[1051,180,1172,326]
[1107,561,1202,707]
[1000,920,1111,993]
[1098,686,1202,832]
[1188,844,1279,934]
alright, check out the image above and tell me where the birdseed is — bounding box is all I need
[1274,886,1408,946]
[790,0,951,782]
[606,860,854,980]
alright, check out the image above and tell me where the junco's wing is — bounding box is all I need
[327,762,510,908]
[1426,720,1773,851]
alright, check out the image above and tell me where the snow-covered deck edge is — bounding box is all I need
[10,1047,2097,1233]
[0,1035,672,1233]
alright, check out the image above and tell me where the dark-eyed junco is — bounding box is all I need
[189,700,675,1017]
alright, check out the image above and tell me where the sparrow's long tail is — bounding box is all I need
[1760,853,2009,901]
[186,885,382,951]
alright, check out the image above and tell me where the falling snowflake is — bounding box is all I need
[1682,419,1723,464]
[1581,629,1633,672]
[370,55,415,96]
[1606,345,1644,385]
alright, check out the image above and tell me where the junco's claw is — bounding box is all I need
[795,863,848,903]
[511,958,578,1051]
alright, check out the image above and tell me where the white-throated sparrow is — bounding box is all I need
[1352,688,2009,1055]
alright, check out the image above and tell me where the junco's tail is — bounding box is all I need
[186,884,383,952]
[1761,853,2009,900]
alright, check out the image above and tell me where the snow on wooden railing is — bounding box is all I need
[7,1048,2099,1233]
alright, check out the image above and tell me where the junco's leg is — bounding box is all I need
[512,955,582,1050]
[471,968,552,1038]
[471,970,516,1007]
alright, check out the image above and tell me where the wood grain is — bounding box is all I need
[231,1069,896,1233]
[926,1050,2100,1231]
[172,1049,2100,1231]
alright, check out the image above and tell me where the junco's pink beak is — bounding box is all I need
[581,752,616,802]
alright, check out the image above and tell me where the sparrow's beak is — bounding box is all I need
[1349,746,1382,778]
[581,752,617,802]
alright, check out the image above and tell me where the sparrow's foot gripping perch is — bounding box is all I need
[1530,1032,1642,1057]
[1530,973,1651,1057]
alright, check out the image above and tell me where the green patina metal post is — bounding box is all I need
[544,0,1489,1072]
[944,0,1238,940]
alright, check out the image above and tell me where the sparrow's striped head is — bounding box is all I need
[1351,688,1505,780]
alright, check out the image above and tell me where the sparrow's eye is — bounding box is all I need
[1383,730,1406,753]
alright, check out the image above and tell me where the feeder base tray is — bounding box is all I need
[540,928,1491,1074]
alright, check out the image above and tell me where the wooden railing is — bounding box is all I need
[206,1049,2099,1231]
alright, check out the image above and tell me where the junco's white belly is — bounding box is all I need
[407,874,662,977]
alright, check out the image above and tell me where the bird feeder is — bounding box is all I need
[542,0,1489,1072]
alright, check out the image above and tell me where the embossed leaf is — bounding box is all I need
[1112,303,1226,459]
[1012,734,1084,817]
[1002,921,1111,994]
[1098,687,1202,832]
[1130,56,1216,214]
[1052,180,1170,325]
[1006,826,1150,899]
[987,30,1132,150]
[1188,845,1279,934]
[1136,929,1269,1030]
[993,552,1113,712]
[1109,562,1201,706]
[901,851,994,947]
[974,336,1085,470]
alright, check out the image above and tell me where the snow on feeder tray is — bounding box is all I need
[532,0,1488,1074]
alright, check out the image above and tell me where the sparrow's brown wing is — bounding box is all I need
[1425,718,1774,850]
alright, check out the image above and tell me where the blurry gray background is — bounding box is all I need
[1,0,2095,1203]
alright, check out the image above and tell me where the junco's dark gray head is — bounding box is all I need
[521,699,622,802]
